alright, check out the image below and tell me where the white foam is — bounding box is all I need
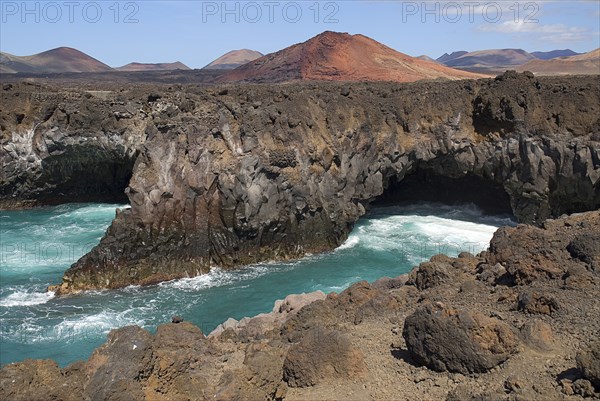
[54,310,146,338]
[0,290,55,307]
[350,211,502,257]
[159,265,275,292]
[336,236,360,251]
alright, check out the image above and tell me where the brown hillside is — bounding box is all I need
[15,47,111,72]
[221,31,483,83]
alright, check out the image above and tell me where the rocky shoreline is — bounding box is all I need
[1,210,599,400]
[2,73,599,294]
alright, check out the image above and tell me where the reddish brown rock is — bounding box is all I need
[403,304,519,374]
[517,291,560,315]
[519,320,555,351]
[283,327,365,387]
[488,212,600,286]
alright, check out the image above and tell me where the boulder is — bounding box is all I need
[209,290,327,338]
[407,255,453,290]
[577,341,600,390]
[567,233,600,269]
[402,304,519,374]
[283,327,365,387]
[517,291,560,315]
[519,320,555,351]
[84,326,154,401]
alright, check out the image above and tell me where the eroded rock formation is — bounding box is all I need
[1,73,599,292]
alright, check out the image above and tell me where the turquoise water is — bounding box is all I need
[0,203,514,367]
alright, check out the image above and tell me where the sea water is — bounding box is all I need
[0,203,514,366]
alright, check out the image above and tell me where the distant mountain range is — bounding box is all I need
[517,49,600,75]
[220,31,482,83]
[203,49,263,70]
[531,49,580,60]
[436,51,468,64]
[1,41,597,80]
[434,48,592,74]
[436,49,537,73]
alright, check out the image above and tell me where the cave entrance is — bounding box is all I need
[38,147,136,205]
[372,169,513,216]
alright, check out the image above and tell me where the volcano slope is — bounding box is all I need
[0,72,599,293]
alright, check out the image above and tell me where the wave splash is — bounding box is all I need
[0,290,55,307]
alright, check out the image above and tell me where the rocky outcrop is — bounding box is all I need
[403,303,519,374]
[2,73,599,293]
[488,210,600,285]
[0,82,143,207]
[208,290,326,339]
[2,211,600,400]
[282,327,365,387]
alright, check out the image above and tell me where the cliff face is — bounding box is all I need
[1,73,599,293]
[0,82,145,207]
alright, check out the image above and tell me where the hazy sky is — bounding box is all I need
[1,0,599,68]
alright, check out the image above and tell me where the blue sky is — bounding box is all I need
[1,1,599,68]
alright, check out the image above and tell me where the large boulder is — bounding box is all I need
[519,320,555,351]
[407,255,453,290]
[516,291,560,315]
[577,341,600,390]
[403,303,519,374]
[83,326,154,401]
[283,327,365,387]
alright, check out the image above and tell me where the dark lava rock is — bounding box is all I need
[568,233,600,270]
[577,341,600,390]
[488,212,600,286]
[3,77,597,293]
[83,326,154,401]
[407,255,453,290]
[517,291,560,315]
[171,315,184,323]
[283,327,365,387]
[403,303,519,374]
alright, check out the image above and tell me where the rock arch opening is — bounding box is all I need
[372,168,513,217]
[36,147,136,205]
